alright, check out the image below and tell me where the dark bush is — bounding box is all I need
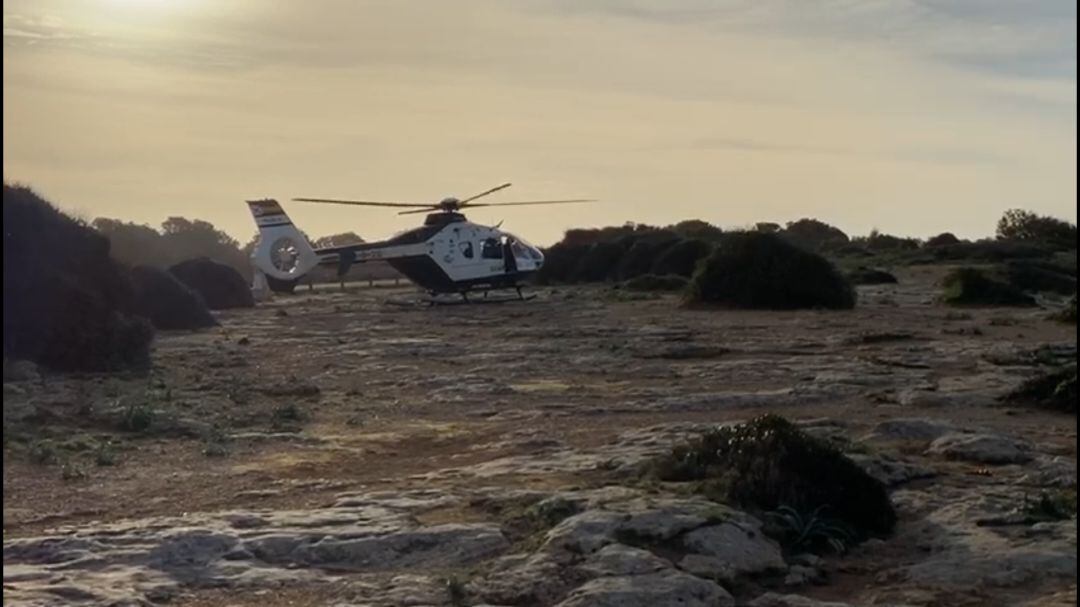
[1003,365,1077,414]
[622,274,689,292]
[130,266,218,330]
[572,241,626,283]
[925,232,962,247]
[997,209,1077,251]
[847,267,898,285]
[858,230,920,252]
[1004,261,1077,295]
[941,268,1036,307]
[3,184,154,371]
[169,258,255,310]
[534,243,589,285]
[687,232,856,310]
[832,245,874,258]
[780,218,850,252]
[921,240,1053,263]
[651,239,712,277]
[616,234,680,280]
[1055,295,1077,323]
[649,414,896,538]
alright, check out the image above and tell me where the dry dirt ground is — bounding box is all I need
[3,266,1076,607]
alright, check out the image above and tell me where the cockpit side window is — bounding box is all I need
[459,241,474,259]
[481,238,502,259]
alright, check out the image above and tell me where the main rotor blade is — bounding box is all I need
[457,182,513,206]
[397,207,441,215]
[293,197,433,208]
[464,199,596,208]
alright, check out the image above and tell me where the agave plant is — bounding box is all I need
[765,504,857,555]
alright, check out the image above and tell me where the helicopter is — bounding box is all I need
[246,183,593,302]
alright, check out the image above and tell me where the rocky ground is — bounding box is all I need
[3,266,1076,606]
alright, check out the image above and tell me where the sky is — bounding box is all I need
[3,0,1076,246]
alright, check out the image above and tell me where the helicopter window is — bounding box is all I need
[459,241,474,259]
[481,238,502,259]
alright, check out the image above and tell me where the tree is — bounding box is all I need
[669,219,724,242]
[996,209,1076,250]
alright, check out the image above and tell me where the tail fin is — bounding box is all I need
[246,199,319,281]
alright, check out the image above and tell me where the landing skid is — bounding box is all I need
[384,288,536,307]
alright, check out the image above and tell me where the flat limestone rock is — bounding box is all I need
[926,432,1033,464]
[555,570,734,607]
[681,522,786,576]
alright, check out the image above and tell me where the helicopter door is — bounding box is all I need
[502,237,518,273]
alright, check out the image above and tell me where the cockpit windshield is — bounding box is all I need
[507,234,543,260]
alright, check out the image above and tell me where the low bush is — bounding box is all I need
[1004,261,1076,296]
[130,265,218,330]
[941,268,1036,307]
[925,232,962,247]
[1003,365,1077,414]
[846,267,898,285]
[687,232,856,310]
[648,414,896,538]
[169,257,255,310]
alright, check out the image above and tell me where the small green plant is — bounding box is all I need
[1003,365,1077,414]
[445,575,468,607]
[1022,489,1077,523]
[61,460,89,481]
[29,440,58,465]
[648,414,896,538]
[121,401,155,432]
[94,441,118,466]
[271,403,309,430]
[201,426,231,457]
[765,505,857,555]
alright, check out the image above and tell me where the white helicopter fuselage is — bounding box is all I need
[247,200,544,294]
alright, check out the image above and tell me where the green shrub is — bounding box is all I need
[622,274,689,292]
[941,268,1036,307]
[687,232,856,310]
[1004,261,1076,295]
[121,402,156,432]
[649,414,896,538]
[1022,489,1077,522]
[651,239,712,277]
[846,267,898,285]
[1003,365,1077,414]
